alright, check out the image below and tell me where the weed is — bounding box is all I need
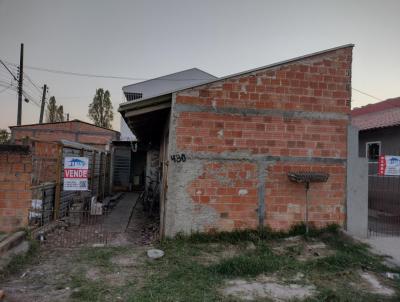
[173,223,340,245]
[210,244,301,277]
[70,274,112,302]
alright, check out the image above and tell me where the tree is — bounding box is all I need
[46,96,64,122]
[0,129,10,144]
[88,88,113,129]
[57,105,65,122]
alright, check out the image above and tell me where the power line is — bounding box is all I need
[24,72,42,94]
[0,59,17,81]
[4,60,211,81]
[0,80,18,89]
[0,84,13,94]
[22,90,41,107]
[352,88,383,102]
[4,61,143,80]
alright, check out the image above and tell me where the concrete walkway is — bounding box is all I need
[103,192,139,233]
[362,236,400,267]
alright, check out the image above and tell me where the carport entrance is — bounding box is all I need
[120,97,172,238]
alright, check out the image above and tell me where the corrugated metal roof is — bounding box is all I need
[9,119,120,133]
[60,139,105,152]
[122,68,217,99]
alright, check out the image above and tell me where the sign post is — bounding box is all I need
[64,157,89,190]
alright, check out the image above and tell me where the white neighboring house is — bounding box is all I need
[120,68,217,141]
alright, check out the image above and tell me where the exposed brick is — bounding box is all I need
[171,46,352,234]
[0,151,33,232]
[11,120,118,149]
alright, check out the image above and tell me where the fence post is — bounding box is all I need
[91,150,96,195]
[102,153,106,200]
[54,144,63,219]
[104,153,109,197]
[98,152,103,201]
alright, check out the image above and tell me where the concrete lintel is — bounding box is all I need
[174,103,349,121]
[187,153,346,165]
[125,102,172,118]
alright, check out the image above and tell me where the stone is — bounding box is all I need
[147,249,164,259]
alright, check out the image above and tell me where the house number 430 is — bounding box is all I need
[170,153,186,163]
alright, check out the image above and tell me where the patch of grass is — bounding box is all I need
[307,232,399,274]
[300,232,400,301]
[77,246,129,270]
[210,243,301,277]
[128,239,224,302]
[305,286,397,302]
[70,274,112,302]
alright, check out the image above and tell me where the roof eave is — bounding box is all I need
[119,93,172,114]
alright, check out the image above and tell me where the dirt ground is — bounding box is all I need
[1,227,399,302]
[0,201,158,302]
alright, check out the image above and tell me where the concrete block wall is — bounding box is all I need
[0,146,32,232]
[165,46,353,236]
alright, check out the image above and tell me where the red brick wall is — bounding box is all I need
[31,141,59,185]
[0,148,32,232]
[11,121,118,149]
[188,162,259,231]
[168,46,352,234]
[176,113,347,157]
[266,163,345,230]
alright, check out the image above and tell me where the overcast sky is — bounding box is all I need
[0,0,399,131]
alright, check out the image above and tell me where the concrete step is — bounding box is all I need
[0,231,26,257]
[0,240,30,271]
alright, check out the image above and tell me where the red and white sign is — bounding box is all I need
[378,155,400,176]
[63,157,89,191]
[64,169,88,178]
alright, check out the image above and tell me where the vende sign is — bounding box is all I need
[64,169,88,178]
[378,155,400,176]
[63,157,89,191]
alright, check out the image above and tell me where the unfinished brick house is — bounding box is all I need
[10,120,119,149]
[119,44,353,237]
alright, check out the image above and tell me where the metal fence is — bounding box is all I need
[30,182,56,227]
[28,140,113,246]
[58,145,110,217]
[31,208,114,248]
[368,162,400,236]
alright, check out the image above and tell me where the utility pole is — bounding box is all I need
[39,84,47,124]
[17,43,24,126]
[66,113,69,121]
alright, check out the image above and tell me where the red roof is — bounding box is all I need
[351,97,400,130]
